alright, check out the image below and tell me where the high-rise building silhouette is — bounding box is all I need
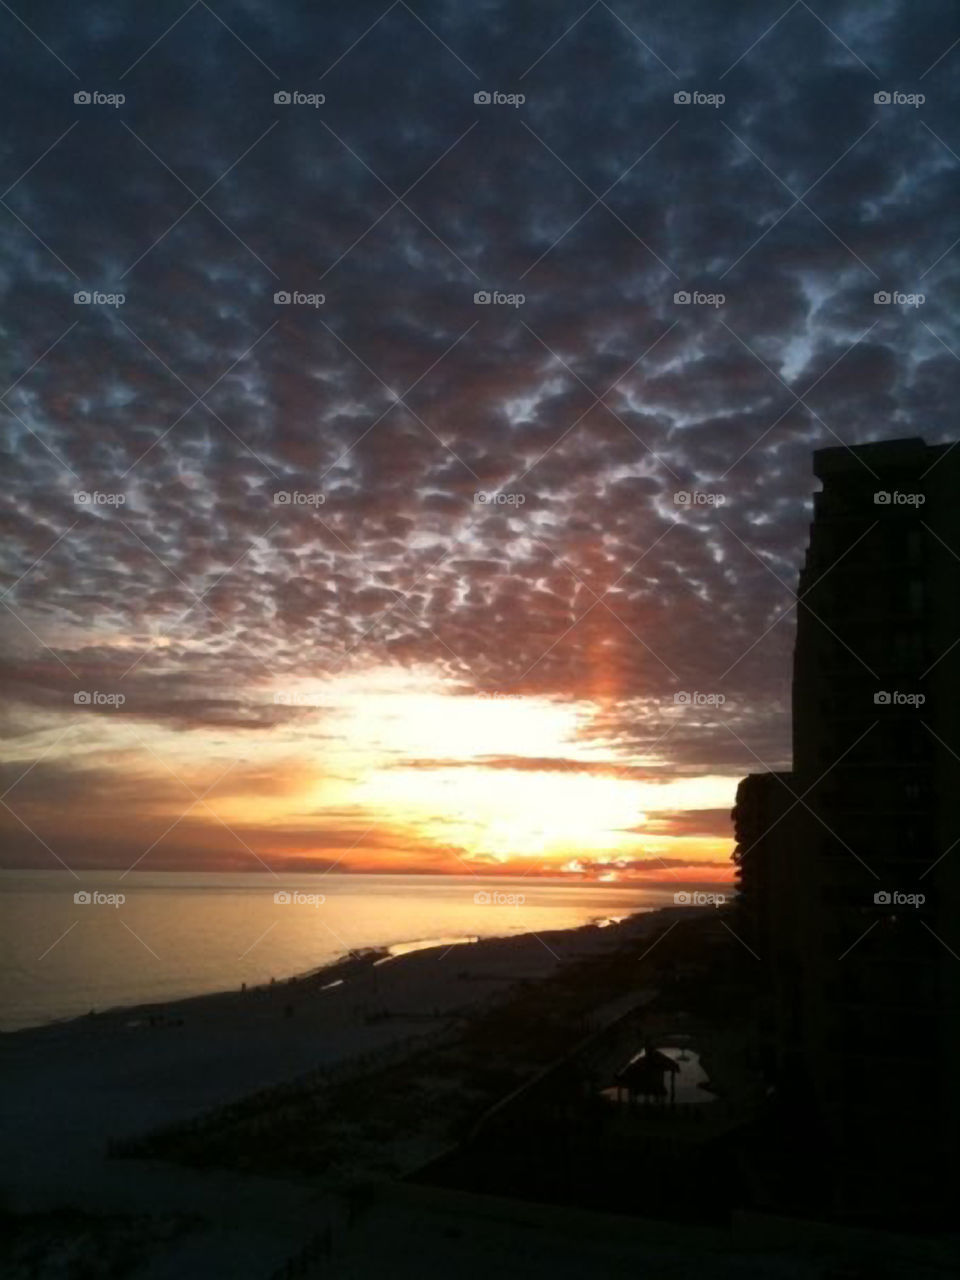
[737,437,960,1225]
[731,771,800,1076]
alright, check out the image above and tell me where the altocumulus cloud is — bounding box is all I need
[1,0,959,867]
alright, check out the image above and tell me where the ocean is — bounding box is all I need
[0,871,682,1031]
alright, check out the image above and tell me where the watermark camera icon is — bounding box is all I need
[674,91,691,104]
[873,290,923,308]
[74,691,91,704]
[473,890,492,904]
[74,91,92,104]
[274,91,292,104]
[274,890,292,904]
[474,290,491,304]
[274,291,291,304]
[873,689,924,707]
[674,290,691,304]
[74,890,92,904]
[474,91,491,104]
[674,691,691,704]
[74,490,124,506]
[874,890,891,904]
[674,491,691,504]
[874,489,923,506]
[74,291,91,304]
[274,491,291,504]
[674,891,691,904]
[873,90,923,108]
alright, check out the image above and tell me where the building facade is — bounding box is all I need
[740,437,960,1225]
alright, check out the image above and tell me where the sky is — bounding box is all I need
[1,0,958,883]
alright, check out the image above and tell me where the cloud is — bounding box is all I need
[1,0,956,869]
[630,809,734,838]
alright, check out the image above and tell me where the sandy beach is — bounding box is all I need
[1,908,672,1219]
[6,908,956,1280]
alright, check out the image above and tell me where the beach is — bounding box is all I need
[1,909,671,1218]
[5,907,955,1280]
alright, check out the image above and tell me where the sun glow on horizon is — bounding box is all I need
[1,664,736,876]
[259,668,730,868]
[356,763,649,860]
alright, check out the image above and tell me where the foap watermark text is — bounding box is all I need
[274,890,325,906]
[74,890,125,907]
[674,490,725,506]
[74,691,125,707]
[874,690,925,707]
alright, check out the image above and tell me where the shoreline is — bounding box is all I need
[1,909,655,1038]
[0,906,690,1214]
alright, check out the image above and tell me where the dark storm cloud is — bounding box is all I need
[2,0,959,861]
